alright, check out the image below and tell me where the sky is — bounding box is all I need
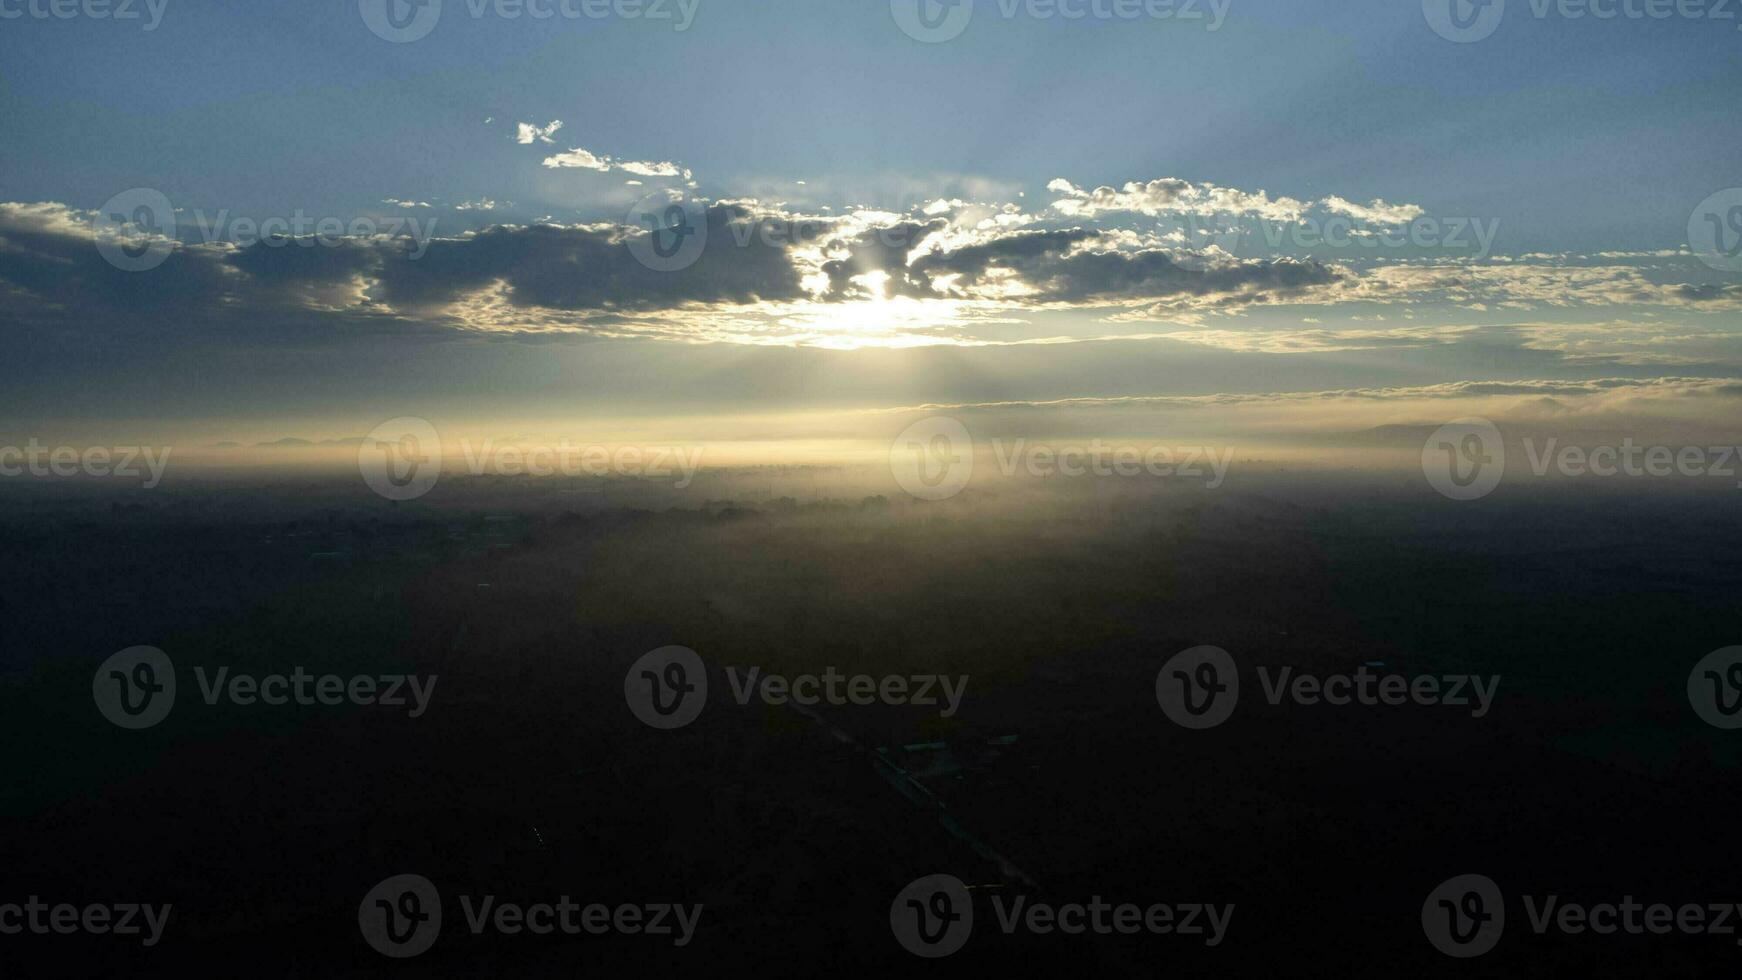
[1,0,1741,449]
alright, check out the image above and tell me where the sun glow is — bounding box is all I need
[775,292,981,349]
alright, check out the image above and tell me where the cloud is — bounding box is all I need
[1048,177,1311,222]
[0,197,1366,363]
[514,120,563,145]
[1048,178,1433,231]
[1150,324,1483,354]
[733,173,1022,212]
[1320,196,1425,225]
[890,227,1339,309]
[1308,262,1742,312]
[3,190,1738,361]
[0,202,444,349]
[542,145,692,180]
[367,206,807,316]
[869,376,1742,413]
[9,193,1742,437]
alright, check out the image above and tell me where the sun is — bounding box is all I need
[779,286,977,350]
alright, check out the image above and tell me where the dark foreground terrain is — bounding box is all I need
[1,467,1739,976]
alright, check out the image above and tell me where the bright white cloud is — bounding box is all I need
[1320,196,1425,225]
[1048,177,1311,223]
[1048,178,1436,231]
[515,120,564,145]
[542,145,692,180]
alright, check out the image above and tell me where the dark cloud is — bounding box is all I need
[16,199,1730,371]
[370,206,809,312]
[818,219,946,299]
[0,205,444,354]
[909,228,1341,304]
[0,203,815,346]
[0,206,234,319]
[1,203,1350,346]
[1673,282,1742,304]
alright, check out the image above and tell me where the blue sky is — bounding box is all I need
[1,0,1740,444]
[4,0,1739,247]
